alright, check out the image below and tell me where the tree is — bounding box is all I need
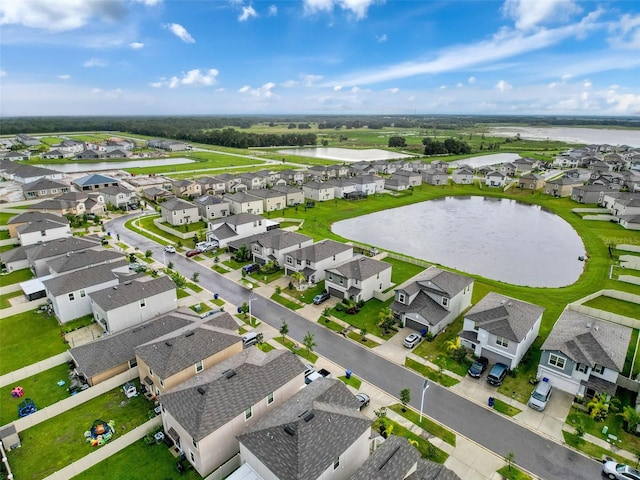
[170,271,187,289]
[280,321,289,341]
[235,244,250,262]
[303,331,316,356]
[587,393,610,421]
[505,452,515,471]
[378,307,395,333]
[191,272,199,283]
[400,388,411,412]
[240,302,249,318]
[360,327,368,342]
[619,405,640,433]
[167,261,174,270]
[388,136,406,148]
[291,271,306,288]
[145,249,153,258]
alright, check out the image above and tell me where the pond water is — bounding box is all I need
[489,126,640,147]
[277,147,413,162]
[332,196,586,287]
[449,153,521,169]
[33,157,195,173]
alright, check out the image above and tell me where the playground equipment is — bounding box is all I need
[84,420,115,447]
[18,398,37,417]
[123,382,138,399]
[11,386,24,398]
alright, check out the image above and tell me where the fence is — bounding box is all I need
[152,217,197,240]
[568,289,640,330]
[618,244,640,253]
[0,351,71,388]
[348,242,431,269]
[203,453,242,480]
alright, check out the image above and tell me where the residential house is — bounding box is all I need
[143,186,174,203]
[390,267,474,336]
[2,151,30,161]
[538,309,631,398]
[224,192,264,215]
[284,240,353,283]
[325,256,392,303]
[484,171,507,188]
[236,379,371,480]
[590,172,626,189]
[171,180,201,198]
[544,177,584,197]
[136,317,242,397]
[571,185,613,204]
[16,217,72,246]
[619,170,640,192]
[89,275,177,333]
[0,160,63,184]
[271,185,304,206]
[324,179,358,199]
[610,197,640,219]
[518,173,544,190]
[101,185,138,209]
[513,157,539,174]
[42,149,74,160]
[28,191,106,216]
[352,175,384,194]
[451,167,474,185]
[73,173,119,191]
[195,177,226,195]
[303,182,335,202]
[564,168,592,182]
[239,173,266,190]
[43,259,130,323]
[16,134,40,146]
[47,249,125,276]
[194,195,230,220]
[160,198,200,226]
[7,211,68,238]
[22,178,70,200]
[390,170,422,187]
[216,173,249,194]
[207,213,269,248]
[106,138,136,151]
[251,230,314,266]
[104,149,132,159]
[69,311,195,386]
[619,215,640,230]
[26,236,102,276]
[55,139,85,154]
[250,189,287,212]
[277,169,305,185]
[422,167,448,186]
[498,163,517,177]
[600,191,632,210]
[76,150,105,160]
[459,292,544,369]
[159,348,306,477]
[383,176,410,191]
[147,139,188,151]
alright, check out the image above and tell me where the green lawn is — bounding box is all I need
[124,215,176,246]
[381,256,427,285]
[317,316,346,333]
[7,380,151,480]
[0,230,10,240]
[567,404,640,454]
[562,431,628,464]
[270,292,303,310]
[161,220,207,234]
[186,282,203,293]
[497,465,532,480]
[346,331,380,348]
[373,422,449,464]
[330,298,396,340]
[124,150,263,175]
[492,398,521,417]
[285,281,326,304]
[0,309,69,374]
[0,364,71,425]
[0,289,24,308]
[405,358,459,387]
[389,403,457,446]
[273,337,318,363]
[249,268,285,284]
[0,243,17,253]
[582,295,640,320]
[1,268,34,285]
[338,375,362,389]
[0,211,17,225]
[176,288,190,299]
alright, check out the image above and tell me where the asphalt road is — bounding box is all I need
[108,213,603,480]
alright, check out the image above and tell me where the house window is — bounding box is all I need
[473,321,479,331]
[442,297,449,307]
[51,189,57,194]
[496,336,509,348]
[80,289,86,298]
[195,361,203,373]
[41,230,46,236]
[328,274,333,281]
[548,354,566,369]
[149,368,153,377]
[159,379,164,387]
[398,293,406,303]
[140,299,146,308]
[333,457,340,470]
[190,451,195,462]
[40,190,47,195]
[593,364,605,374]
[128,358,137,368]
[192,438,198,449]
[68,292,75,301]
[576,363,588,373]
[245,407,253,420]
[267,392,274,404]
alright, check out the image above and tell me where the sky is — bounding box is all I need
[1,0,639,117]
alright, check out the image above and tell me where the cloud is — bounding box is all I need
[153,69,218,88]
[387,88,399,94]
[303,0,380,20]
[0,69,6,77]
[605,88,640,114]
[351,86,360,93]
[267,5,278,16]
[281,80,297,88]
[376,33,387,43]
[468,76,476,84]
[238,82,276,98]
[239,6,257,21]
[129,42,144,49]
[303,74,323,86]
[83,57,107,67]
[0,0,127,32]
[165,23,195,43]
[608,13,640,49]
[334,85,342,91]
[501,0,582,31]
[583,80,592,88]
[91,87,123,99]
[132,0,162,5]
[58,74,71,80]
[495,80,512,92]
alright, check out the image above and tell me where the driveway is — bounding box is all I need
[372,327,414,363]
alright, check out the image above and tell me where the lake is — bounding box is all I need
[449,153,521,169]
[277,147,413,162]
[332,196,586,287]
[33,157,195,173]
[489,126,640,147]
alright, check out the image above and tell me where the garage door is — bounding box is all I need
[480,348,513,369]
[405,318,428,333]
[327,287,344,299]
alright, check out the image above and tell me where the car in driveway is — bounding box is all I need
[528,380,552,411]
[467,357,489,378]
[128,262,147,273]
[164,245,176,253]
[242,263,260,274]
[185,249,201,257]
[403,333,421,349]
[486,363,509,386]
[355,393,370,410]
[313,291,330,305]
[603,461,640,480]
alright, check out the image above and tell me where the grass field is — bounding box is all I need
[582,295,640,320]
[388,403,457,446]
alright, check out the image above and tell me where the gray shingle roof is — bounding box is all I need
[210,213,263,227]
[224,192,262,203]
[16,218,69,234]
[249,189,286,200]
[8,211,67,225]
[47,249,124,274]
[135,326,240,379]
[74,173,119,186]
[160,349,306,441]
[89,275,175,311]
[541,309,631,371]
[43,259,128,296]
[26,237,100,262]
[203,311,239,330]
[390,290,449,327]
[70,312,196,378]
[289,240,352,263]
[162,197,197,211]
[465,292,544,342]
[22,178,69,192]
[254,231,312,251]
[399,267,473,298]
[238,379,369,480]
[327,256,390,281]
[226,229,284,251]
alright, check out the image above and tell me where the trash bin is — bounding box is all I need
[237,306,242,314]
[214,293,219,300]
[602,425,609,435]
[488,396,494,407]
[345,370,352,380]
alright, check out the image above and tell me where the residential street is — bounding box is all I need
[108,213,603,480]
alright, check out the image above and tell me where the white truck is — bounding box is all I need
[305,368,332,384]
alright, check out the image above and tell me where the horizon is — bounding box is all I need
[1,0,639,117]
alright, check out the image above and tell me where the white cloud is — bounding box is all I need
[238,86,251,93]
[334,85,342,91]
[303,74,323,86]
[267,5,278,16]
[58,74,71,80]
[150,81,162,88]
[91,87,123,99]
[165,23,195,43]
[83,57,107,67]
[495,80,512,92]
[501,0,582,30]
[608,13,640,49]
[456,82,463,88]
[239,6,257,22]
[132,0,162,5]
[561,73,572,81]
[281,80,297,88]
[439,85,447,90]
[583,80,592,88]
[129,42,144,50]
[238,82,276,98]
[303,0,380,20]
[153,69,218,88]
[376,33,387,43]
[0,69,6,77]
[468,76,476,84]
[387,88,399,94]
[605,88,640,114]
[351,86,360,93]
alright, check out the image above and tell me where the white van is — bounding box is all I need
[242,332,258,349]
[528,380,552,411]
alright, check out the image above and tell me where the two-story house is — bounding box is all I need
[451,166,474,185]
[284,240,353,283]
[518,173,544,190]
[271,185,304,206]
[303,182,335,202]
[7,211,68,239]
[538,309,631,399]
[323,179,358,199]
[224,192,264,215]
[422,167,449,186]
[249,189,287,212]
[193,195,230,221]
[22,178,70,200]
[100,185,138,209]
[390,267,474,336]
[325,256,392,303]
[484,171,507,188]
[207,213,269,248]
[544,177,583,197]
[352,175,384,194]
[251,231,313,266]
[172,180,201,198]
[161,198,200,226]
[459,292,544,369]
[16,217,72,246]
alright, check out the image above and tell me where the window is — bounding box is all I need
[593,364,605,374]
[40,190,47,195]
[398,293,406,303]
[442,297,449,306]
[190,451,195,462]
[333,457,340,470]
[51,189,57,194]
[192,438,198,449]
[140,298,146,308]
[548,354,566,369]
[68,292,75,301]
[576,363,588,373]
[41,230,46,236]
[245,407,253,420]
[149,368,153,377]
[128,358,137,368]
[267,392,274,404]
[80,289,86,298]
[159,379,164,387]
[496,336,509,348]
[195,361,203,373]
[473,321,480,331]
[328,274,333,281]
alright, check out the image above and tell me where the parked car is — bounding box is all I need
[164,245,176,253]
[467,357,489,378]
[528,380,552,411]
[486,363,509,386]
[403,333,421,349]
[355,393,370,410]
[242,263,260,274]
[603,461,640,480]
[128,262,146,273]
[304,363,315,380]
[313,291,330,305]
[196,241,218,252]
[185,249,201,258]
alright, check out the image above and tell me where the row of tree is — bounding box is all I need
[422,137,472,155]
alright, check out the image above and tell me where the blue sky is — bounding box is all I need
[1,0,639,116]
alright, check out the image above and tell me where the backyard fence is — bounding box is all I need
[569,289,640,329]
[348,242,431,269]
[152,217,199,240]
[0,351,71,389]
[203,453,241,480]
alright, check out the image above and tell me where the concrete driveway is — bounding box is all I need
[372,327,414,363]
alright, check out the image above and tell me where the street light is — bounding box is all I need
[419,379,429,424]
[248,284,255,327]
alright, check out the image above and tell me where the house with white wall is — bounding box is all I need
[15,217,72,246]
[160,198,200,226]
[251,230,313,266]
[283,240,353,283]
[325,256,392,303]
[224,192,264,215]
[206,213,269,248]
[303,182,335,202]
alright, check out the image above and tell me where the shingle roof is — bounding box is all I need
[194,195,228,206]
[89,275,175,311]
[74,173,119,186]
[224,192,262,203]
[8,211,67,225]
[465,292,544,342]
[326,256,390,281]
[254,231,312,251]
[541,309,631,371]
[0,160,59,178]
[22,178,69,192]
[203,311,239,330]
[47,249,124,274]
[43,259,128,295]
[238,379,369,480]
[162,197,197,211]
[546,177,583,185]
[70,312,195,378]
[160,349,306,441]
[100,185,135,195]
[210,213,263,227]
[289,240,352,263]
[25,236,100,262]
[135,326,240,379]
[249,189,286,199]
[399,267,473,298]
[226,229,283,251]
[16,218,70,234]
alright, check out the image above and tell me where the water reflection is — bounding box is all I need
[33,157,195,173]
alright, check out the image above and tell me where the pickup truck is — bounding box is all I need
[305,368,331,384]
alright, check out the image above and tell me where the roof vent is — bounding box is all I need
[507,302,512,307]
[594,326,599,331]
[586,323,591,328]
[197,387,206,395]
[165,341,173,347]
[124,280,132,285]
[185,331,195,337]
[284,426,295,436]
[113,286,118,290]
[303,412,315,422]
[225,369,237,379]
